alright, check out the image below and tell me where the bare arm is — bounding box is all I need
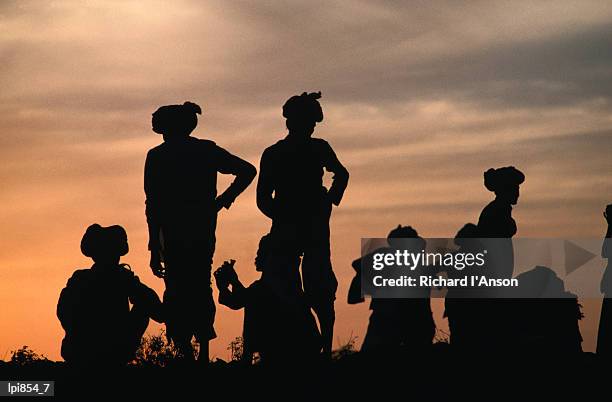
[323,142,349,206]
[604,209,612,258]
[144,154,160,252]
[144,151,165,278]
[56,273,84,332]
[215,146,257,210]
[256,149,275,219]
[128,273,164,323]
[217,277,247,310]
[57,286,75,332]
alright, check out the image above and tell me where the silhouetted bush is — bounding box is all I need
[131,329,201,367]
[227,336,244,362]
[9,346,51,367]
[132,330,179,367]
[332,335,358,360]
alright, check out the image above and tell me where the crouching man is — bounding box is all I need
[214,234,321,365]
[57,224,164,367]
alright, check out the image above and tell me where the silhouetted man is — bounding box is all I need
[257,92,349,358]
[509,266,583,354]
[597,204,612,355]
[57,224,163,367]
[477,166,525,351]
[350,225,434,354]
[145,101,256,363]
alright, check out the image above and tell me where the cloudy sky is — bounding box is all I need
[1,0,611,360]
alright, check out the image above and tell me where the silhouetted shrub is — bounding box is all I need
[227,336,243,362]
[9,346,50,367]
[332,335,358,360]
[132,329,200,367]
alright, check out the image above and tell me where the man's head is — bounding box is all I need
[387,224,426,251]
[81,224,128,265]
[484,166,525,205]
[152,101,202,139]
[453,223,482,254]
[282,91,323,138]
[255,233,273,271]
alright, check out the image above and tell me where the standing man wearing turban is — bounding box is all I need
[476,166,525,351]
[257,92,349,358]
[145,101,256,364]
[478,166,525,279]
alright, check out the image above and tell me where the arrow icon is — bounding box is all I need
[564,240,597,275]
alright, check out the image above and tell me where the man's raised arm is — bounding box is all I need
[324,142,349,206]
[215,145,257,210]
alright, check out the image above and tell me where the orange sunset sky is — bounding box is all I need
[1,1,612,361]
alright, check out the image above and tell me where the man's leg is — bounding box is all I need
[311,298,335,358]
[193,267,216,366]
[598,297,612,355]
[302,243,337,359]
[163,274,196,361]
[302,201,337,358]
[198,341,210,365]
[162,215,218,364]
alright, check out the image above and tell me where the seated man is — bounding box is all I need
[350,225,435,354]
[57,224,164,367]
[509,266,583,354]
[214,234,321,365]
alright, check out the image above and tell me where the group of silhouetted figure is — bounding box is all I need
[56,92,612,367]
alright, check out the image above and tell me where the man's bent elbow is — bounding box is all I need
[336,166,349,186]
[245,163,257,181]
[238,162,257,184]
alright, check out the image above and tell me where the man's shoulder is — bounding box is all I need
[117,264,136,278]
[310,137,331,147]
[264,137,330,155]
[309,137,334,156]
[480,200,510,216]
[66,269,92,286]
[192,137,226,159]
[147,138,217,155]
[191,137,217,147]
[147,143,165,156]
[264,138,287,151]
[261,138,288,159]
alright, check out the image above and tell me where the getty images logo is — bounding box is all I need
[371,249,487,271]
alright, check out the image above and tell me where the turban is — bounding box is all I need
[484,166,525,193]
[152,101,202,135]
[387,225,426,250]
[81,224,129,259]
[282,91,323,123]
